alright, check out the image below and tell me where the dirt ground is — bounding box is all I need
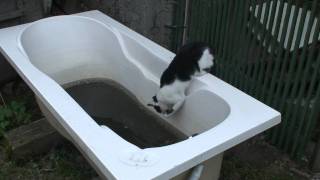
[220,135,312,180]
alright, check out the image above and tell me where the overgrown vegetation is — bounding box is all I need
[0,81,98,179]
[0,81,41,137]
[0,142,97,180]
[0,100,32,136]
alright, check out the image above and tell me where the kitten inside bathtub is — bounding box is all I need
[148,42,214,116]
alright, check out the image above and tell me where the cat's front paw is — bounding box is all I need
[166,109,174,114]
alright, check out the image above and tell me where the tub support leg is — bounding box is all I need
[188,164,204,180]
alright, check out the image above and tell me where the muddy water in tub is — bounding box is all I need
[63,79,187,148]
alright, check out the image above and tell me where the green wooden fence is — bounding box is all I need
[171,0,320,158]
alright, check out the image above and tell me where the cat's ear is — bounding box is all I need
[147,97,157,107]
[148,95,159,107]
[152,95,158,103]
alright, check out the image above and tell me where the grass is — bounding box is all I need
[0,142,97,180]
[0,81,41,137]
[0,100,32,135]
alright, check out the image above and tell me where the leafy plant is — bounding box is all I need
[0,108,11,131]
[0,101,32,136]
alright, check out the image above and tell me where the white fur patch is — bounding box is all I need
[157,79,188,105]
[197,48,214,75]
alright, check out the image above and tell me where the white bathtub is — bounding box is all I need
[0,11,280,180]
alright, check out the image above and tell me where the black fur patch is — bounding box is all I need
[160,42,213,88]
[154,105,162,113]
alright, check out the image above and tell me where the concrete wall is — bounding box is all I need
[0,0,44,28]
[0,0,45,86]
[57,0,174,49]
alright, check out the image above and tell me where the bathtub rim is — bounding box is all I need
[0,10,281,180]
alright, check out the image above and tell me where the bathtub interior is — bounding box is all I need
[19,16,230,139]
[63,78,187,148]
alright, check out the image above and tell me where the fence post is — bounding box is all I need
[182,0,190,45]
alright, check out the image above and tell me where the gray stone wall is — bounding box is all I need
[116,0,174,49]
[0,0,45,86]
[64,0,174,49]
[0,0,44,28]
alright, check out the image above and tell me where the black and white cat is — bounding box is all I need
[148,42,214,116]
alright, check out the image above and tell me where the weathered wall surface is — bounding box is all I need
[59,0,174,49]
[0,0,45,86]
[0,0,44,28]
[114,0,174,49]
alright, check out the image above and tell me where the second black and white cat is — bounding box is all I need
[148,42,214,116]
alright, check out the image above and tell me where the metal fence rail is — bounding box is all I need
[171,0,320,158]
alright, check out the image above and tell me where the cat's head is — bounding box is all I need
[177,42,215,75]
[147,95,173,115]
[197,47,214,74]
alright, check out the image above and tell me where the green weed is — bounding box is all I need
[0,101,32,136]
